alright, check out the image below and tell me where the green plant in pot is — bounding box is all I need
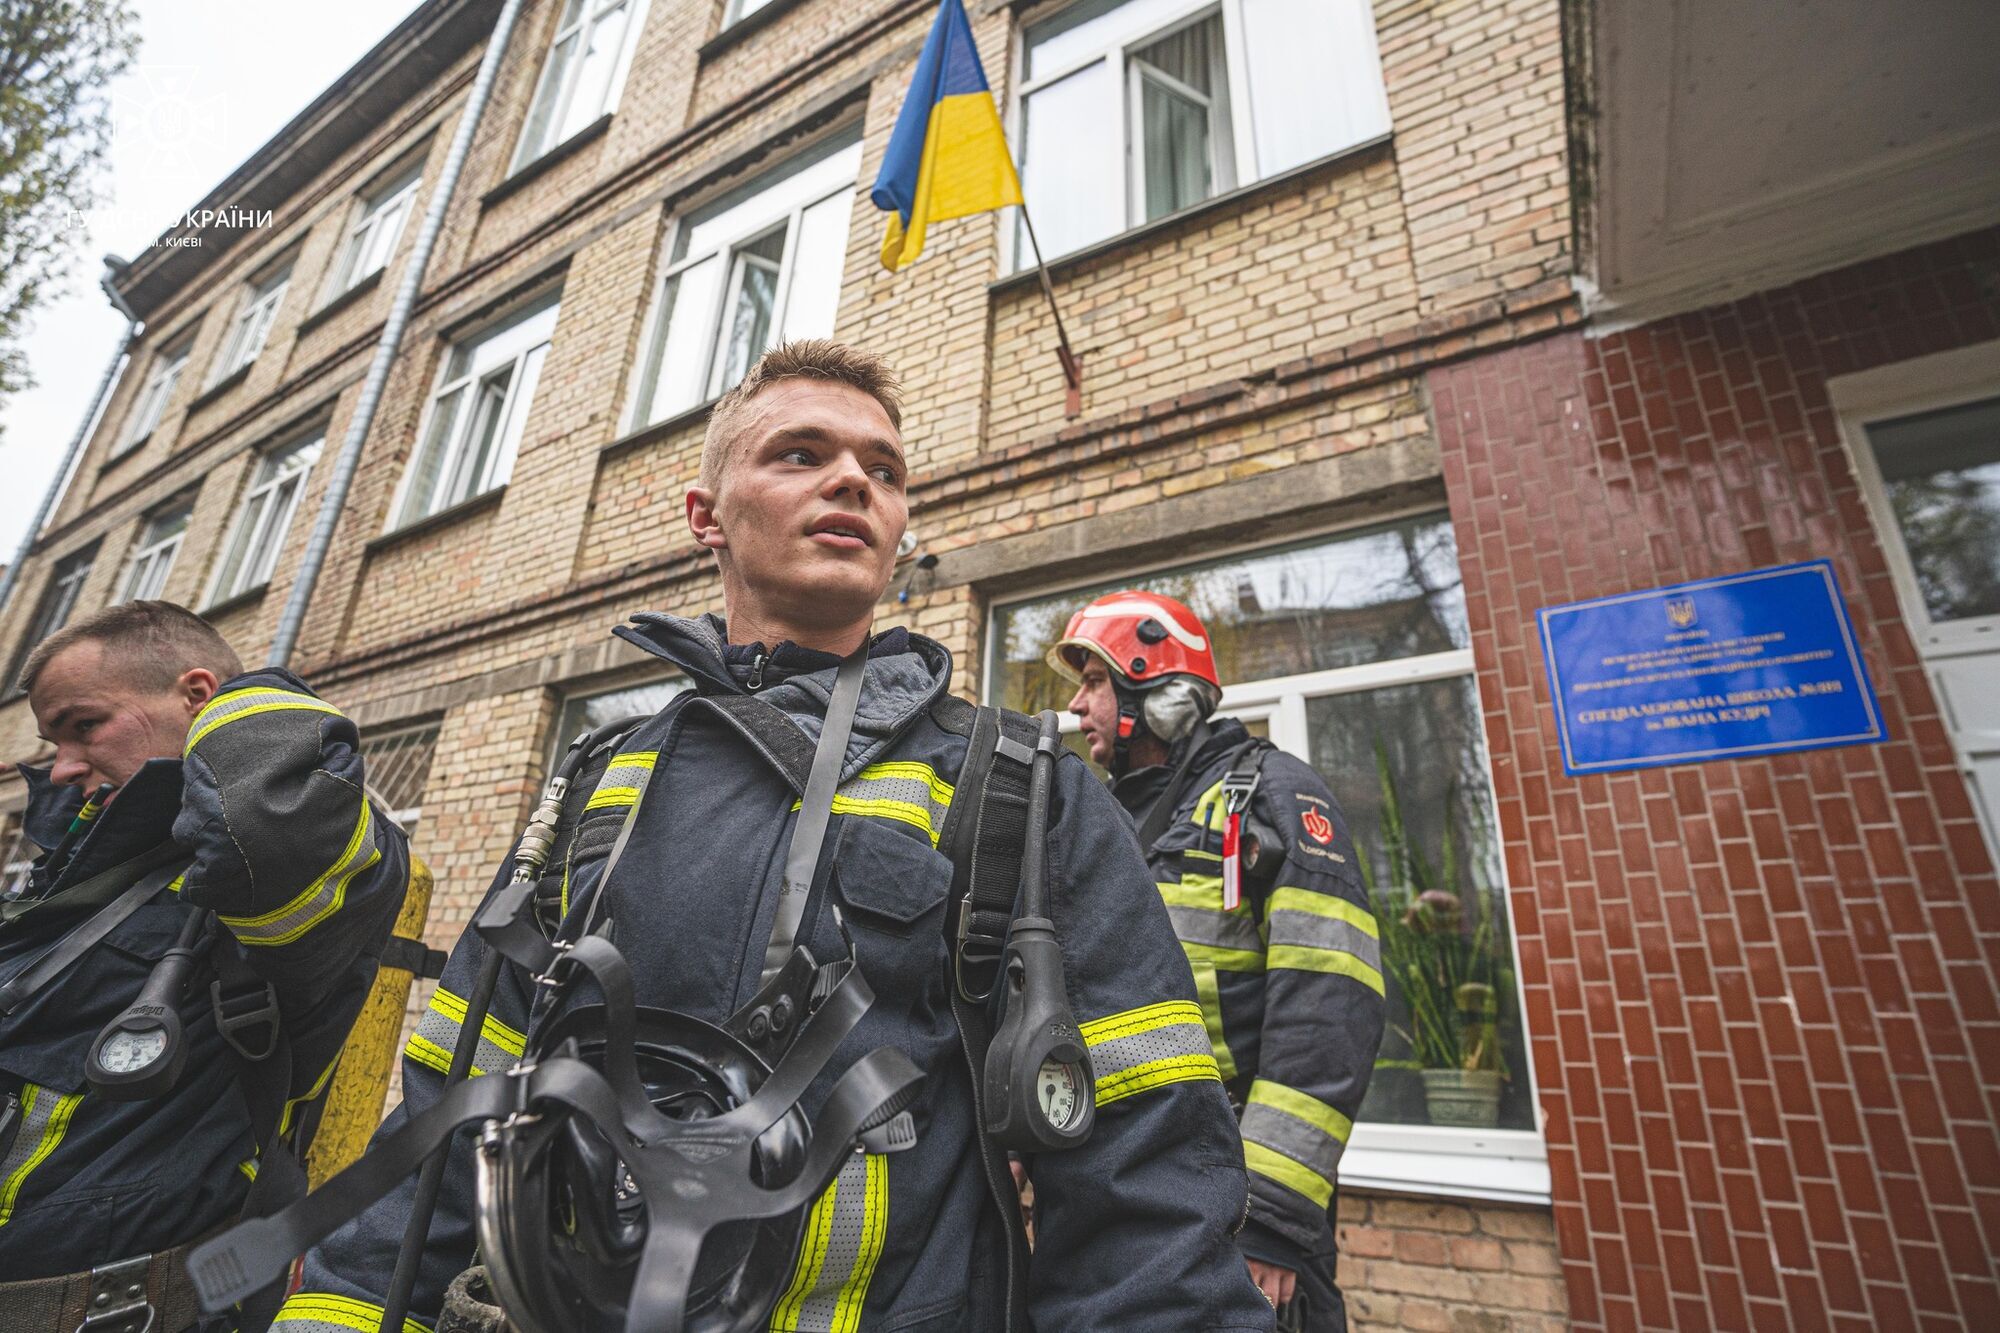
[1356,741,1511,1129]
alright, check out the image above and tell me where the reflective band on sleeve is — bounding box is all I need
[0,1083,82,1226]
[186,686,342,753]
[586,751,659,812]
[1240,1079,1352,1210]
[238,1158,258,1182]
[273,1292,431,1333]
[768,1150,887,1333]
[404,987,527,1078]
[1266,887,1384,994]
[792,760,954,847]
[1080,1000,1221,1107]
[1188,960,1238,1082]
[1162,876,1267,970]
[220,798,379,946]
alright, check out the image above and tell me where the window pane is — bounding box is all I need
[1026,0,1184,78]
[991,514,1471,716]
[561,0,628,140]
[366,722,442,833]
[713,229,786,395]
[445,364,517,508]
[400,384,465,525]
[1141,75,1212,220]
[1019,60,1122,257]
[643,256,723,422]
[521,30,581,162]
[779,190,854,343]
[213,488,272,600]
[1242,0,1390,174]
[1305,677,1530,1132]
[551,676,686,770]
[1866,396,2000,623]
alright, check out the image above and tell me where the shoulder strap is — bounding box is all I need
[0,850,188,1014]
[1133,719,1212,852]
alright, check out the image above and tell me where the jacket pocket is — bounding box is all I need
[832,818,953,936]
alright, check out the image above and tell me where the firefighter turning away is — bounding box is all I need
[1051,590,1387,1333]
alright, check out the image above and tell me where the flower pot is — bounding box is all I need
[1420,1068,1502,1128]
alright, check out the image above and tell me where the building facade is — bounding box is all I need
[2,0,1995,1328]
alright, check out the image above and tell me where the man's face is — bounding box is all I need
[1067,656,1123,767]
[689,380,908,637]
[29,640,212,792]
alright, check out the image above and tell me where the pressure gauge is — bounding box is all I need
[87,927,202,1101]
[97,1027,168,1074]
[1036,1059,1085,1132]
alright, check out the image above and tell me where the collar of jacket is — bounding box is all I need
[1110,715,1255,817]
[15,756,184,897]
[614,611,955,781]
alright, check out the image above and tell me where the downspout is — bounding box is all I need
[0,260,141,615]
[268,0,529,668]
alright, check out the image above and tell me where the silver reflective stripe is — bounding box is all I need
[1080,1000,1220,1106]
[0,1083,83,1226]
[185,686,341,752]
[223,800,378,946]
[1240,1101,1347,1184]
[797,761,955,846]
[404,987,525,1078]
[586,750,658,812]
[1266,907,1382,973]
[1167,902,1265,954]
[768,1151,887,1332]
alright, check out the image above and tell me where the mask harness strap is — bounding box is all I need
[1132,718,1211,852]
[761,648,867,984]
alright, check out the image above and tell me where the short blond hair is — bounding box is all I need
[21,600,243,695]
[699,340,903,492]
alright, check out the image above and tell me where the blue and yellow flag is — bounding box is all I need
[870,0,1022,272]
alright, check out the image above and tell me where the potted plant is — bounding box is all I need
[1356,742,1512,1129]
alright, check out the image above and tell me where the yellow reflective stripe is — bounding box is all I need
[0,1084,83,1226]
[186,687,342,752]
[1265,945,1386,994]
[1182,940,1266,973]
[585,750,658,811]
[273,1291,431,1333]
[1248,1079,1353,1144]
[585,785,644,811]
[1159,873,1231,911]
[793,761,955,846]
[238,1158,259,1182]
[1267,887,1378,937]
[1190,778,1228,832]
[1077,999,1203,1043]
[220,799,378,946]
[279,1057,341,1136]
[827,794,938,843]
[1244,1140,1334,1208]
[404,987,527,1078]
[1081,1000,1220,1107]
[1188,959,1237,1082]
[768,1151,887,1332]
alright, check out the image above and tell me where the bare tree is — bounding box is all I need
[0,0,138,440]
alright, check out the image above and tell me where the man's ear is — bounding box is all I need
[177,668,222,718]
[687,486,727,552]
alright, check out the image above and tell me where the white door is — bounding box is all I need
[1844,376,2000,862]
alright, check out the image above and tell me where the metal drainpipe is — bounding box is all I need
[268,0,529,668]
[0,265,141,615]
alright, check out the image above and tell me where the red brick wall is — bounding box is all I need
[1430,228,2000,1332]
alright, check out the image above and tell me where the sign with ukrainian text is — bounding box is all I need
[1537,560,1885,776]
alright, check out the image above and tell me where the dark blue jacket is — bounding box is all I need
[0,668,406,1277]
[287,615,1274,1332]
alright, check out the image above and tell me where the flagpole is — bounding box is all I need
[1015,203,1083,416]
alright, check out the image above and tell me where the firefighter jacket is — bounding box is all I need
[0,668,407,1278]
[1111,718,1386,1271]
[286,614,1275,1333]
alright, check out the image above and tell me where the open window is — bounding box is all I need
[513,0,651,169]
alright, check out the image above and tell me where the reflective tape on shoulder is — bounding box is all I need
[186,686,342,752]
[1080,1000,1220,1106]
[586,751,658,811]
[768,1150,888,1333]
[793,760,955,846]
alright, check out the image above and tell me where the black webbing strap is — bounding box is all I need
[763,650,867,984]
[0,853,188,1014]
[1133,719,1212,852]
[378,935,448,980]
[942,706,1038,1005]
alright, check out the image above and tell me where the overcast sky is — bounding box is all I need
[0,0,424,565]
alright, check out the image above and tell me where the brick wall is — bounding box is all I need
[1430,228,2000,1331]
[1342,1193,1568,1332]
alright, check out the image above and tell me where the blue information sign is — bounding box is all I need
[1537,560,1886,776]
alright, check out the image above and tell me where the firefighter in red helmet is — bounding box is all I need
[1050,590,1386,1333]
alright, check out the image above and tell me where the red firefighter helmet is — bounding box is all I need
[1048,590,1221,690]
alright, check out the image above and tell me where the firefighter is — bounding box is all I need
[0,600,407,1331]
[279,341,1275,1332]
[1050,590,1386,1332]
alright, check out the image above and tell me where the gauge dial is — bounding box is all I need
[97,1027,167,1074]
[1037,1058,1083,1130]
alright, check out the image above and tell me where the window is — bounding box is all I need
[549,673,686,771]
[1862,396,2000,628]
[117,499,195,603]
[116,336,193,453]
[722,0,778,27]
[211,260,294,384]
[207,431,324,604]
[8,543,97,692]
[391,290,560,529]
[1013,0,1390,262]
[514,0,649,169]
[366,722,441,832]
[630,135,861,428]
[325,166,422,300]
[990,515,1548,1202]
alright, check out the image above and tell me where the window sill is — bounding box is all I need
[699,0,808,60]
[297,269,385,337]
[365,486,507,554]
[483,114,614,210]
[185,364,251,414]
[602,396,719,457]
[987,133,1394,296]
[199,582,269,619]
[1341,1126,1550,1207]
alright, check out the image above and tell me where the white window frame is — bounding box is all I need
[1006,0,1390,269]
[387,290,561,531]
[115,337,194,455]
[323,165,423,301]
[10,544,98,690]
[365,720,443,831]
[626,134,863,431]
[211,259,294,385]
[721,0,778,28]
[511,0,650,172]
[548,669,688,772]
[984,518,1551,1205]
[203,431,324,607]
[117,499,195,604]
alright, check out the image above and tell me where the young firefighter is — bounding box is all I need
[0,601,407,1331]
[1050,592,1387,1332]
[280,342,1276,1331]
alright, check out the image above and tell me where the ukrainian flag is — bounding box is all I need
[870,0,1022,272]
